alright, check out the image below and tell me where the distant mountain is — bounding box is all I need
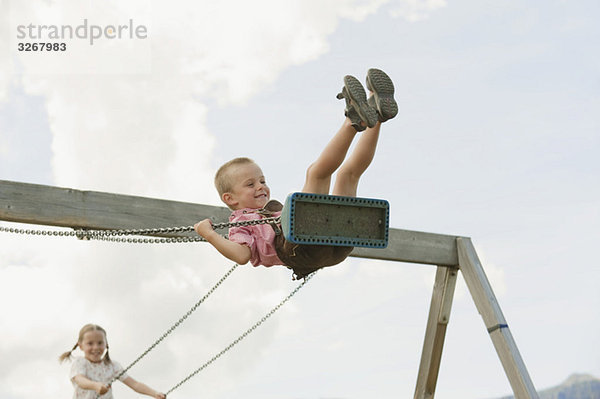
[498,374,600,399]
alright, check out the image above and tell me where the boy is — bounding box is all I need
[195,68,397,278]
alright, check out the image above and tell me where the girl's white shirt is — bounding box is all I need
[70,356,128,399]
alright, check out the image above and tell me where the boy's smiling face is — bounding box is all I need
[223,162,270,210]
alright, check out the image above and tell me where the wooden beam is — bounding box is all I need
[457,237,539,399]
[0,179,231,237]
[414,266,458,399]
[0,180,458,265]
[351,229,458,266]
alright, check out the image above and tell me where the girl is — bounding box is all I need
[59,324,166,399]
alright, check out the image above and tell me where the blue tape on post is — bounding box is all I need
[487,324,509,333]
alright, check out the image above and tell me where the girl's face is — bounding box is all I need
[224,163,270,210]
[79,330,107,363]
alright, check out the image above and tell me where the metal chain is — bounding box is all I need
[165,271,315,395]
[75,217,281,238]
[0,225,206,244]
[106,263,240,386]
[81,235,207,244]
[0,216,280,243]
[0,225,78,237]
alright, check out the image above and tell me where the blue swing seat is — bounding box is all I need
[280,192,389,248]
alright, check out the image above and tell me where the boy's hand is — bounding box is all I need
[194,219,215,238]
[95,382,109,394]
[194,218,251,264]
[154,393,166,399]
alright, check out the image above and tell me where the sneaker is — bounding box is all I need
[366,68,398,122]
[336,75,378,131]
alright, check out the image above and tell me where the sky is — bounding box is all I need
[0,0,599,398]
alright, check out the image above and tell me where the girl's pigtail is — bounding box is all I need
[104,345,111,364]
[58,343,79,363]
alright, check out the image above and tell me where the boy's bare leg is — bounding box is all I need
[302,117,359,194]
[332,121,381,197]
[302,71,387,195]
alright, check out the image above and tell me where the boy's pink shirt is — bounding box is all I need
[228,208,284,267]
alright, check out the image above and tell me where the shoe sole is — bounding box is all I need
[366,68,398,122]
[343,75,378,128]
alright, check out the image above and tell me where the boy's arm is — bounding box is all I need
[72,375,109,394]
[194,219,252,265]
[122,376,166,399]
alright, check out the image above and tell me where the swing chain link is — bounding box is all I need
[0,216,281,244]
[165,271,315,395]
[107,263,240,386]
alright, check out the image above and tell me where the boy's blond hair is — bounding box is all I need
[214,157,256,201]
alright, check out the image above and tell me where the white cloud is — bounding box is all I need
[0,1,455,398]
[6,0,392,196]
[389,0,447,21]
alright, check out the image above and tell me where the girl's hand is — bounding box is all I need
[154,394,166,399]
[95,382,110,394]
[194,219,214,238]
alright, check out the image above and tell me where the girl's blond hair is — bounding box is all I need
[58,324,111,364]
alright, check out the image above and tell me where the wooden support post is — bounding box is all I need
[414,266,458,399]
[457,237,539,399]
